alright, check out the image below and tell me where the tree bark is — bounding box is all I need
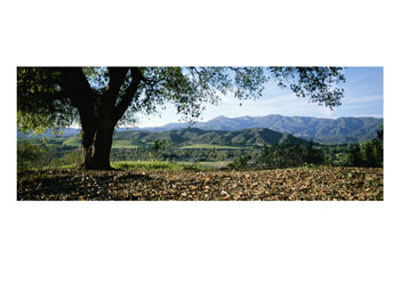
[80,121,116,170]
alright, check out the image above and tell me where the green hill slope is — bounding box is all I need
[115,127,309,147]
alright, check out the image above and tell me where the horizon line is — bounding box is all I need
[131,113,384,129]
[61,114,384,130]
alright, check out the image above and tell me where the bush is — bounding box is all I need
[336,133,383,167]
[359,139,383,167]
[228,154,251,169]
[17,143,52,170]
[254,142,325,169]
[62,150,81,166]
[304,141,325,165]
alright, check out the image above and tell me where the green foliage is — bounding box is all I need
[63,151,82,166]
[257,143,301,169]
[17,143,45,170]
[17,143,55,170]
[227,154,252,169]
[181,144,241,149]
[360,127,383,167]
[17,68,77,134]
[148,139,167,160]
[334,128,383,167]
[17,142,81,170]
[256,142,325,169]
[304,141,325,164]
[359,139,383,167]
[335,152,354,166]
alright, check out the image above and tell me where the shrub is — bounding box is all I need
[228,154,251,169]
[17,143,52,170]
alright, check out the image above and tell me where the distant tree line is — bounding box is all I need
[110,144,246,163]
[227,142,324,169]
[227,128,383,169]
[332,128,383,167]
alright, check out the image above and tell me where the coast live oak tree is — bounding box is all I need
[17,67,345,170]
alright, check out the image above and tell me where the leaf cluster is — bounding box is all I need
[270,67,345,109]
[17,68,78,133]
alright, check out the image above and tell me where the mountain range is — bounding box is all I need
[18,115,383,144]
[138,115,383,144]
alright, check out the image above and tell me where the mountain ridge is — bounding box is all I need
[114,127,310,147]
[136,114,383,144]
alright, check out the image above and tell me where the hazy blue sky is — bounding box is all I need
[135,67,383,127]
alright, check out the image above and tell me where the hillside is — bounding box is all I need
[140,115,383,144]
[114,127,309,146]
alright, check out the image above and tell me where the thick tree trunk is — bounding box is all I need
[80,123,115,170]
[57,67,142,170]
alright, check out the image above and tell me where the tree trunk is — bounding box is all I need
[57,67,142,170]
[80,122,115,170]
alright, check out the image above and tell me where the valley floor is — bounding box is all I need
[17,167,383,201]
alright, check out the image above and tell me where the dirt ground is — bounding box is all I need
[17,167,383,201]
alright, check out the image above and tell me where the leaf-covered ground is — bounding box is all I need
[17,167,383,201]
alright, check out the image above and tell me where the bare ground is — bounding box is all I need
[17,167,383,201]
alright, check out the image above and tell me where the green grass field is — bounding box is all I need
[62,137,81,147]
[60,137,140,149]
[112,139,139,148]
[181,144,243,149]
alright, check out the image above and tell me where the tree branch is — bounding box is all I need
[57,67,93,109]
[114,67,143,121]
[102,67,129,108]
[57,67,97,130]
